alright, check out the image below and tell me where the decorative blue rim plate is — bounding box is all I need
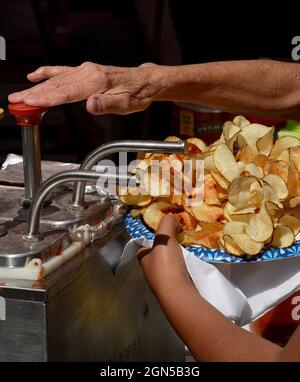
[125,214,300,263]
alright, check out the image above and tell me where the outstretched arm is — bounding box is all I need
[156,60,300,121]
[138,215,300,362]
[8,60,300,120]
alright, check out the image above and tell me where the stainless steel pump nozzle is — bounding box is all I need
[70,140,187,210]
[23,170,138,242]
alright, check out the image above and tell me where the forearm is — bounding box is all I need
[10,59,300,118]
[150,60,300,120]
[147,273,282,362]
[139,216,300,362]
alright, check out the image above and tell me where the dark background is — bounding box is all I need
[0,0,298,164]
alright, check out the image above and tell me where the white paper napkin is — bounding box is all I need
[119,238,300,326]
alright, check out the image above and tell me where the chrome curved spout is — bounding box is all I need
[23,170,136,242]
[71,140,187,210]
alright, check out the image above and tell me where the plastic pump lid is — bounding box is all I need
[8,103,48,126]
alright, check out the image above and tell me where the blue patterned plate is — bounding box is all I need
[125,214,300,263]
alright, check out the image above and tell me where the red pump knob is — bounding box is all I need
[8,103,48,126]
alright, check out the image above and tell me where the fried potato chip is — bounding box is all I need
[287,151,300,198]
[140,166,171,197]
[238,123,273,154]
[233,115,250,128]
[177,230,222,248]
[261,182,283,208]
[223,121,241,151]
[119,186,153,206]
[223,221,247,235]
[215,182,227,201]
[224,205,252,223]
[256,127,274,156]
[246,203,273,242]
[120,194,152,207]
[289,196,300,208]
[253,154,267,170]
[172,211,198,231]
[265,160,289,183]
[277,149,289,163]
[169,194,183,206]
[130,208,146,218]
[143,201,178,231]
[236,145,257,163]
[198,221,224,233]
[213,144,240,182]
[244,163,264,178]
[228,176,263,209]
[191,203,224,223]
[271,225,294,248]
[182,195,193,214]
[237,161,246,173]
[203,152,217,172]
[204,174,221,205]
[231,214,252,224]
[187,137,206,154]
[265,201,281,217]
[137,152,166,161]
[228,233,264,255]
[177,222,223,248]
[269,136,300,160]
[223,121,242,141]
[128,158,150,173]
[218,236,226,250]
[210,171,230,190]
[122,115,300,256]
[136,152,147,160]
[223,223,264,255]
[222,234,244,256]
[278,214,300,236]
[168,154,184,172]
[290,146,300,172]
[224,202,256,217]
[263,174,288,200]
[165,136,182,143]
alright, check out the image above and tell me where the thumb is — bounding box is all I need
[137,214,182,264]
[86,93,131,115]
[137,215,179,261]
[156,214,182,238]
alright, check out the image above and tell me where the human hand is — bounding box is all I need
[137,214,192,293]
[8,62,163,115]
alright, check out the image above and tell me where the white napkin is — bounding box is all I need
[119,238,300,326]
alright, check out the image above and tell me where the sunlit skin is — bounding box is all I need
[138,215,300,362]
[8,59,300,361]
[8,60,300,120]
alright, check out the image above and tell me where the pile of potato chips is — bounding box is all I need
[120,116,300,257]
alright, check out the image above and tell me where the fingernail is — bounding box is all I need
[92,97,101,112]
[175,221,182,233]
[8,93,22,102]
[167,213,182,232]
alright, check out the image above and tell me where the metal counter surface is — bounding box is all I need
[0,224,184,362]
